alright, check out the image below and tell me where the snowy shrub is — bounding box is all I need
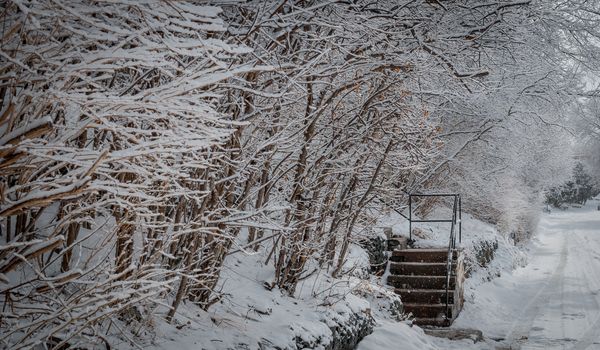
[475,240,498,269]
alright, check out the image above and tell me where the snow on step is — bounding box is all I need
[390,248,458,263]
[387,275,456,289]
[389,262,452,275]
[394,289,455,304]
[403,303,456,319]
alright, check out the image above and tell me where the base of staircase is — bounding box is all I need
[412,317,452,327]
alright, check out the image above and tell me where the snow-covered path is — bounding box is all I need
[455,199,600,349]
[358,201,600,350]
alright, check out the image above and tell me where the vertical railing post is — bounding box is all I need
[447,194,458,319]
[451,195,457,249]
[409,195,412,242]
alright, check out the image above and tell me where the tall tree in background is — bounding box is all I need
[545,163,596,207]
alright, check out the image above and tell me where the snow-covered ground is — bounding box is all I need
[125,199,600,350]
[361,198,600,349]
[134,242,376,350]
[133,207,513,350]
[456,197,600,349]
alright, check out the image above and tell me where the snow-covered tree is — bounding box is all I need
[0,1,271,347]
[3,0,600,348]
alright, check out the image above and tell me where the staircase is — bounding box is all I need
[387,248,465,327]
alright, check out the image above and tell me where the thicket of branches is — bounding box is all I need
[0,1,272,347]
[577,98,600,186]
[2,0,600,348]
[420,0,600,235]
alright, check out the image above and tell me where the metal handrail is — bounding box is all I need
[407,193,462,321]
[409,194,462,244]
[444,195,458,320]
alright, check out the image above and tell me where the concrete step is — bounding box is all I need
[403,303,454,319]
[389,262,453,276]
[395,289,455,304]
[412,317,452,327]
[387,275,455,289]
[390,248,458,263]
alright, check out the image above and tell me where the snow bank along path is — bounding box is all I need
[454,198,600,349]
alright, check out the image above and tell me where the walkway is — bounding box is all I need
[455,199,600,349]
